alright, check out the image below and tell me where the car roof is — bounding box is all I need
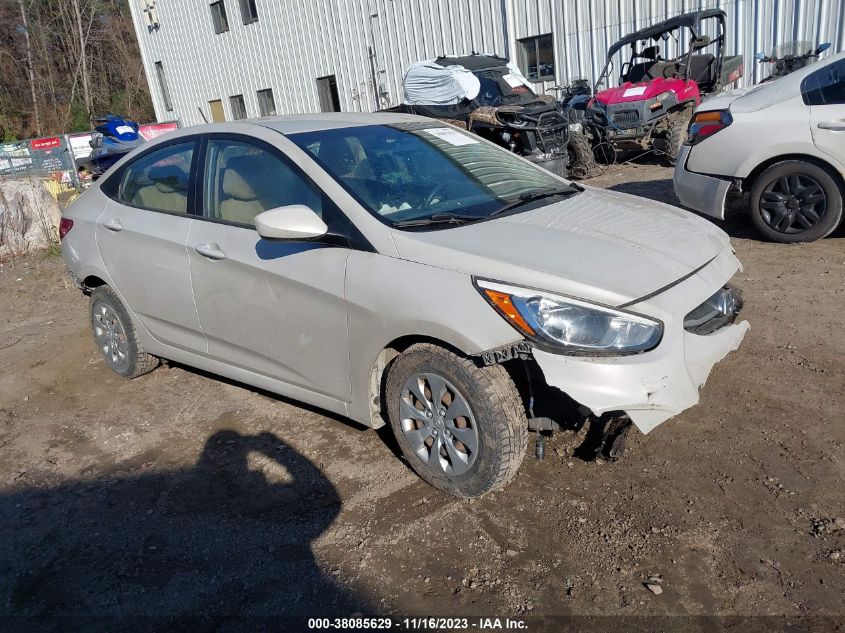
[256,111,428,134]
[699,51,845,113]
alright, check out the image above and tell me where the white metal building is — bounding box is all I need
[130,0,845,127]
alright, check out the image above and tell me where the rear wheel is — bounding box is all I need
[750,161,843,243]
[90,286,159,378]
[385,344,527,498]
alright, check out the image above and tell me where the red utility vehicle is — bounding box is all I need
[584,9,743,165]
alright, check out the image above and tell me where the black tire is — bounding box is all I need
[750,160,843,243]
[385,343,527,498]
[661,107,692,166]
[567,130,600,179]
[90,286,159,378]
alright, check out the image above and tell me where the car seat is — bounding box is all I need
[131,164,189,213]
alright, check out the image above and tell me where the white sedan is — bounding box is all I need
[674,52,845,242]
[61,113,748,497]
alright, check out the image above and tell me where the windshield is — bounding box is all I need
[475,70,537,106]
[289,123,575,226]
[771,41,814,58]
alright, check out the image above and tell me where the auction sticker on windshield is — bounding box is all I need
[423,127,478,146]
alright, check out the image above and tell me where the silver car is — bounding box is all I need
[61,113,749,498]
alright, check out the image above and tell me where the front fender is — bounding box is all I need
[344,251,522,425]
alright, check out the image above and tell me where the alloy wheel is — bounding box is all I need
[399,372,479,476]
[92,301,130,371]
[760,174,827,234]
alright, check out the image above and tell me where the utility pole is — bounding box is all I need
[18,0,42,137]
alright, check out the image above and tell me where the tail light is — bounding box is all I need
[686,110,733,145]
[59,217,73,240]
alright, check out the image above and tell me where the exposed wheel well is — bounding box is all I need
[367,335,481,429]
[366,336,585,431]
[82,275,107,294]
[745,154,845,195]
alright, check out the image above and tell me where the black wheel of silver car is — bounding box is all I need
[385,343,527,498]
[90,286,159,378]
[750,161,843,243]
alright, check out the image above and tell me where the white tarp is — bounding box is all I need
[402,61,481,105]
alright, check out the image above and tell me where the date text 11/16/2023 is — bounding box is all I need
[307,617,528,630]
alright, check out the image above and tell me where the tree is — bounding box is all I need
[0,0,155,140]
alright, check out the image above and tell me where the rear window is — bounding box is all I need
[801,60,845,106]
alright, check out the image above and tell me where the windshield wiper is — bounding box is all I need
[489,186,581,218]
[391,213,481,228]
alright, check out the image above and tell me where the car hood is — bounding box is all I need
[390,187,731,306]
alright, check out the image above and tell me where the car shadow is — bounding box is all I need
[1,430,369,629]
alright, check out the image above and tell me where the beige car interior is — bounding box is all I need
[130,164,190,214]
[209,145,322,225]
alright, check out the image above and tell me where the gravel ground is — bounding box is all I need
[1,164,843,631]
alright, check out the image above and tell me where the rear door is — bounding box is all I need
[803,59,845,165]
[95,139,205,352]
[188,134,353,401]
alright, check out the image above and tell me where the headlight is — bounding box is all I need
[648,91,672,111]
[475,279,663,355]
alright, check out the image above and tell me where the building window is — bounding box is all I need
[154,61,173,111]
[238,0,258,24]
[230,94,247,120]
[316,75,341,112]
[257,89,276,116]
[518,34,555,81]
[210,1,229,34]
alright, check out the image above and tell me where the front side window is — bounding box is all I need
[118,142,195,214]
[802,60,845,105]
[238,0,258,24]
[290,123,574,226]
[210,1,229,34]
[230,94,247,120]
[203,139,322,226]
[518,34,555,81]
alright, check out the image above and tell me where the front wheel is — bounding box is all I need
[661,107,693,166]
[750,161,843,243]
[385,344,527,498]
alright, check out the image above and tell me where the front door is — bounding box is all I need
[95,139,205,352]
[805,59,845,164]
[188,135,352,401]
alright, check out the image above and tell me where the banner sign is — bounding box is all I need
[139,121,179,141]
[30,137,62,151]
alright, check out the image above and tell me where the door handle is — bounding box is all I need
[818,121,845,131]
[194,242,227,260]
[102,218,123,232]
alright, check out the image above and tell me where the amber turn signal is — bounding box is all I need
[483,289,535,336]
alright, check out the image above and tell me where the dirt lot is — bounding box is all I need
[1,164,844,630]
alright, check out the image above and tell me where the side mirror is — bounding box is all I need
[754,52,767,62]
[255,205,328,240]
[817,42,832,54]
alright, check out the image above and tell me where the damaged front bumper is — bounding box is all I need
[532,246,749,434]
